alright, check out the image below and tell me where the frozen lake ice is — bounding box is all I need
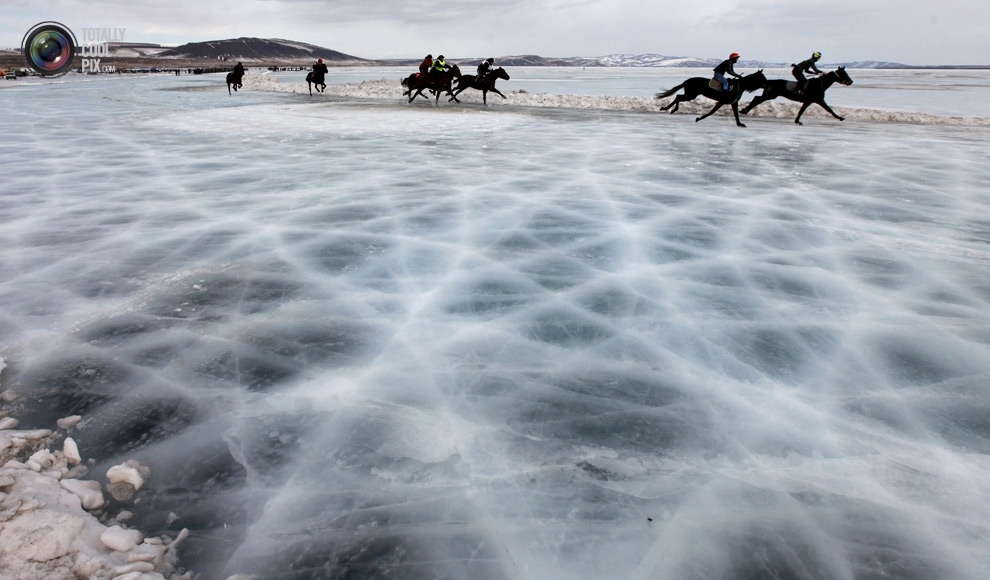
[1,71,989,579]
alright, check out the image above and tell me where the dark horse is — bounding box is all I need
[226,70,244,95]
[449,67,511,105]
[306,70,326,95]
[655,70,768,127]
[401,65,461,104]
[742,67,854,125]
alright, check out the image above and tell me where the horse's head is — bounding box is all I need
[495,67,510,81]
[743,69,768,92]
[835,66,854,86]
[450,64,462,77]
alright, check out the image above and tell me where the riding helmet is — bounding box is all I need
[729,52,740,59]
[812,51,821,60]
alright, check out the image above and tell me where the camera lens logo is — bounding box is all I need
[22,22,78,77]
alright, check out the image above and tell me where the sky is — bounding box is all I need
[2,0,989,65]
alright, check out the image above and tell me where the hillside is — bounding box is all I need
[157,37,367,62]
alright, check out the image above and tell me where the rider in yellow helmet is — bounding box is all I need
[793,51,823,94]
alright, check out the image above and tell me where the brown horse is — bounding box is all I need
[741,67,854,125]
[655,70,768,127]
[450,67,510,105]
[401,65,461,104]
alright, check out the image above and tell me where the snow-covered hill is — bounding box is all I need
[157,37,367,62]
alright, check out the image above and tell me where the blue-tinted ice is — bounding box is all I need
[1,72,989,580]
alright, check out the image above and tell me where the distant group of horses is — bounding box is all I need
[400,65,512,105]
[225,61,855,126]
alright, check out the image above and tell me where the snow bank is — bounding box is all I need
[0,357,194,580]
[242,73,990,126]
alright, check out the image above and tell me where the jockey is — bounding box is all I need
[313,58,328,76]
[430,55,451,77]
[793,51,823,93]
[713,53,741,91]
[233,61,245,77]
[419,54,433,76]
[477,58,495,83]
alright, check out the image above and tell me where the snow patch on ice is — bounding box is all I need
[240,74,990,126]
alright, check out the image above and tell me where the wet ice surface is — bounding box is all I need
[2,74,990,579]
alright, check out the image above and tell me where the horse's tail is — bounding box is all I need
[655,82,686,99]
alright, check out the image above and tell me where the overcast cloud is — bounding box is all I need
[2,0,988,65]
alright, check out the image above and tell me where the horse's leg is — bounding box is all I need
[816,99,844,121]
[741,93,769,115]
[696,101,724,122]
[490,88,507,99]
[668,95,691,114]
[794,102,813,125]
[731,102,746,127]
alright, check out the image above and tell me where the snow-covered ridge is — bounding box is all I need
[592,54,915,69]
[242,74,990,127]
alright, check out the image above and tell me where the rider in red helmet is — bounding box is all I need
[313,57,328,77]
[713,52,741,92]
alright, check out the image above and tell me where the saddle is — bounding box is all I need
[785,81,800,92]
[708,78,722,90]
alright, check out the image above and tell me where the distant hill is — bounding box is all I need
[483,55,601,67]
[589,54,912,69]
[56,36,959,69]
[157,37,367,62]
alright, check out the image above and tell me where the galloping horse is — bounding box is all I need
[655,70,768,127]
[401,65,461,104]
[741,67,854,125]
[226,69,244,95]
[450,67,511,105]
[306,70,326,95]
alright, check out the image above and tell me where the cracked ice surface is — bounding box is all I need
[1,73,990,580]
